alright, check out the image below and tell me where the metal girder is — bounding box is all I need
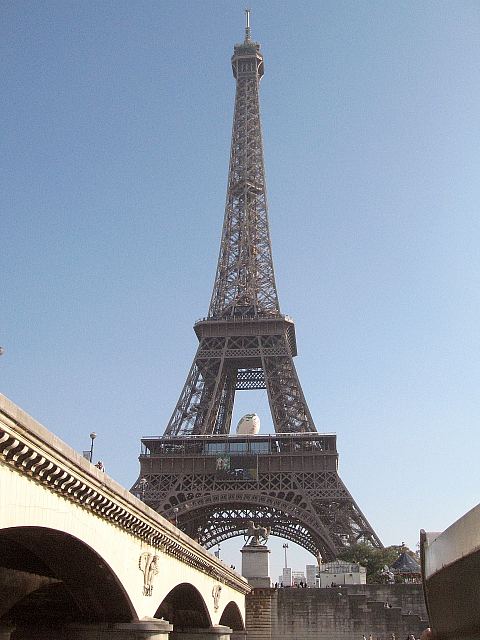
[164,330,316,436]
[235,368,265,390]
[132,466,382,560]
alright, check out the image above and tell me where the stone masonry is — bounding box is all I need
[246,584,428,640]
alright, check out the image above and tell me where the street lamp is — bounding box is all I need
[283,543,289,569]
[173,507,179,527]
[139,478,148,501]
[89,432,97,463]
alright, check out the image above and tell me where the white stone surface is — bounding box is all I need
[236,414,260,435]
[423,502,480,579]
[241,545,270,588]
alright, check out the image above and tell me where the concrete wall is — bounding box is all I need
[246,585,428,640]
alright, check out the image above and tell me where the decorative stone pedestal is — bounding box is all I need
[241,544,271,588]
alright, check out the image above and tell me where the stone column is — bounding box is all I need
[169,624,232,640]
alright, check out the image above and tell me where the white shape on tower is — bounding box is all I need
[236,413,260,435]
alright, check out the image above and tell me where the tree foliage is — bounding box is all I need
[337,543,419,583]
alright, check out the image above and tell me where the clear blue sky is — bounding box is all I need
[2,1,480,581]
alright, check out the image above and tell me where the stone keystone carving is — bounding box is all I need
[212,584,222,611]
[139,552,159,596]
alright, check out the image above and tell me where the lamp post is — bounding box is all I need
[283,543,289,569]
[139,478,148,501]
[173,507,179,527]
[89,432,97,463]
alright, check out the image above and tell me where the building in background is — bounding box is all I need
[306,564,318,588]
[281,567,292,587]
[292,571,306,586]
[316,561,366,588]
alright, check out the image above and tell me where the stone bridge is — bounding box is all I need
[0,394,250,640]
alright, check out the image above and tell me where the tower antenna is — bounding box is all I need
[244,8,251,42]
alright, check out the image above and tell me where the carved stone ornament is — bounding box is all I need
[139,552,159,596]
[212,584,222,611]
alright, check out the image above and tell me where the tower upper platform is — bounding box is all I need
[232,39,264,80]
[231,8,264,80]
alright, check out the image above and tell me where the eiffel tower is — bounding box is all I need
[133,13,381,560]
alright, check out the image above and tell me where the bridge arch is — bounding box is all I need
[0,526,136,626]
[155,582,211,630]
[219,601,244,631]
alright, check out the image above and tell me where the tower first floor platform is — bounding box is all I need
[133,432,381,560]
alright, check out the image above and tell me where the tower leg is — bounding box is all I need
[261,335,315,433]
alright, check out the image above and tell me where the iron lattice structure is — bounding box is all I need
[134,17,381,560]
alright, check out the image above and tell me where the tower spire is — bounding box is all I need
[244,8,251,42]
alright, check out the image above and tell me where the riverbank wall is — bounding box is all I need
[246,584,428,640]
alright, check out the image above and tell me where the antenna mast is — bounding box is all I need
[244,8,251,41]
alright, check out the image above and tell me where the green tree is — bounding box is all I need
[337,543,417,583]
